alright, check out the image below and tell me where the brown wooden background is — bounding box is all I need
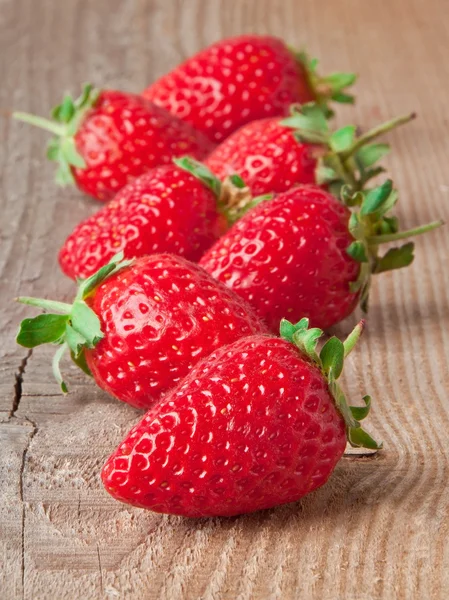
[1,0,448,598]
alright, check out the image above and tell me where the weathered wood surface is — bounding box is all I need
[1,0,448,598]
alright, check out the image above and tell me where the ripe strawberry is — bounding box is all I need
[16,253,268,409]
[58,158,240,280]
[14,84,214,201]
[199,181,442,331]
[205,103,416,198]
[142,35,356,143]
[102,319,380,517]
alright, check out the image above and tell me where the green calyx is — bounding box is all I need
[13,83,100,186]
[294,50,357,118]
[15,252,132,393]
[174,156,269,225]
[281,102,416,197]
[280,318,381,449]
[343,179,444,311]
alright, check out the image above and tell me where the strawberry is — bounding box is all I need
[205,103,416,198]
[16,253,267,409]
[142,35,356,143]
[102,319,380,517]
[58,158,243,280]
[14,84,214,201]
[199,181,443,331]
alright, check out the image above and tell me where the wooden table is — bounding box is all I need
[1,0,448,598]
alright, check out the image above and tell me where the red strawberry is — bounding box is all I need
[14,84,214,201]
[102,319,380,517]
[142,35,356,143]
[205,103,416,198]
[199,182,442,331]
[58,159,240,280]
[16,253,268,409]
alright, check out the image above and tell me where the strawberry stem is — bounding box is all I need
[280,318,381,449]
[15,253,131,393]
[341,112,416,160]
[13,112,66,136]
[13,84,99,187]
[367,220,444,244]
[16,297,73,314]
[52,342,69,394]
[343,320,365,357]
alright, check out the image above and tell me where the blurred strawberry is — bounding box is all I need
[14,84,214,201]
[143,35,356,142]
[59,159,244,280]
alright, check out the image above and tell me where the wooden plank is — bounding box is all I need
[0,0,448,598]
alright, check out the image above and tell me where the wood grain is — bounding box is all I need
[1,0,448,598]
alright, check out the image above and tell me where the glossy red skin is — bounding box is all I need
[59,165,227,280]
[102,335,346,517]
[205,117,318,196]
[142,35,315,143]
[199,186,360,331]
[72,90,214,201]
[84,254,268,409]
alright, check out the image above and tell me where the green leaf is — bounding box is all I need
[65,323,87,357]
[292,130,328,145]
[356,143,390,168]
[374,243,414,274]
[360,180,393,215]
[348,426,382,449]
[320,337,344,379]
[329,125,356,153]
[17,314,69,348]
[60,137,86,168]
[70,301,103,348]
[292,327,323,364]
[323,72,357,92]
[52,95,75,122]
[74,83,94,109]
[382,216,399,234]
[47,139,60,161]
[70,349,92,377]
[316,165,337,184]
[77,251,132,299]
[348,212,363,238]
[341,186,363,207]
[328,376,358,428]
[229,174,246,189]
[349,279,363,293]
[347,241,368,263]
[372,190,399,219]
[52,343,69,394]
[173,157,221,197]
[55,161,75,186]
[350,395,372,421]
[279,318,309,343]
[281,102,329,135]
[331,91,355,104]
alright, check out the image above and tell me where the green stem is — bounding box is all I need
[333,154,359,190]
[13,112,65,136]
[16,296,72,314]
[367,220,444,244]
[343,320,365,358]
[341,112,416,160]
[52,342,68,394]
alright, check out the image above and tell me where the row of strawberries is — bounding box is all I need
[15,35,442,517]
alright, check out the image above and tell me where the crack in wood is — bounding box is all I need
[19,416,38,600]
[96,543,104,593]
[11,349,33,418]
